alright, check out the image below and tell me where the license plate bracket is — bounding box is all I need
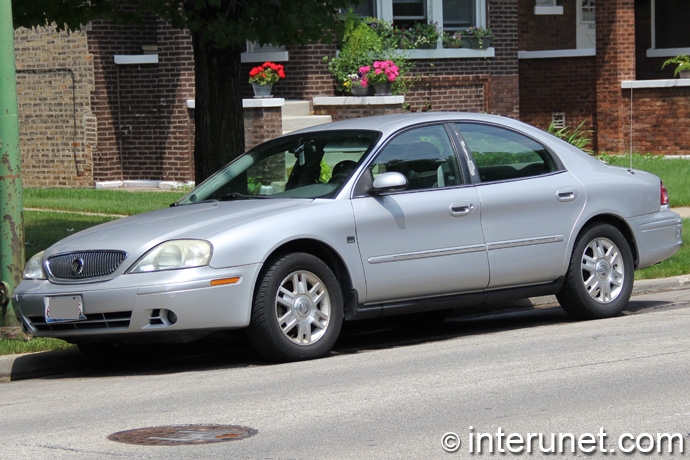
[45,295,85,323]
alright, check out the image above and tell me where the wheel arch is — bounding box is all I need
[576,214,639,269]
[256,238,355,305]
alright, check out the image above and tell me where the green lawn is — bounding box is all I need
[599,153,690,207]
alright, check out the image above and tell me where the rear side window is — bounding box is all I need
[456,123,557,183]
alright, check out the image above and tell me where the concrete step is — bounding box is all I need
[281,100,332,134]
[282,100,311,118]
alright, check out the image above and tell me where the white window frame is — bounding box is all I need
[379,0,487,32]
[378,0,493,58]
[647,0,690,57]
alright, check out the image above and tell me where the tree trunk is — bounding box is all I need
[191,34,245,184]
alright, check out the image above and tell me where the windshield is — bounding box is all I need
[177,130,380,204]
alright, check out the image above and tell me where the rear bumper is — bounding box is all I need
[629,208,683,269]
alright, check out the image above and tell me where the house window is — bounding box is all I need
[443,0,475,31]
[385,0,484,30]
[393,0,427,29]
[347,0,376,17]
[654,0,690,49]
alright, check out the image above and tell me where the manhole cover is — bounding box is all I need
[108,424,258,446]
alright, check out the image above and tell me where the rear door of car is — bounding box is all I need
[454,122,586,289]
[351,124,489,304]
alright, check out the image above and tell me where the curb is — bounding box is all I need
[2,274,690,382]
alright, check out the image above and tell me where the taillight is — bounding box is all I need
[660,181,670,206]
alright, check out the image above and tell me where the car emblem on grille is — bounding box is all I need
[72,258,85,276]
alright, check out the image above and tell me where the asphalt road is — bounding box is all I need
[1,286,690,459]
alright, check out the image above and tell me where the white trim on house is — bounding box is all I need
[621,78,690,89]
[114,55,159,65]
[518,48,595,59]
[534,6,564,15]
[646,47,690,58]
[186,99,286,109]
[313,95,405,105]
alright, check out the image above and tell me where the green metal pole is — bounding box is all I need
[0,0,23,328]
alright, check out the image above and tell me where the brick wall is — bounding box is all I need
[244,107,283,151]
[519,56,597,140]
[595,0,635,154]
[88,17,195,183]
[622,87,690,155]
[518,0,577,51]
[14,26,95,188]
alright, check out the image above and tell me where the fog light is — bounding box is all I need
[166,310,178,325]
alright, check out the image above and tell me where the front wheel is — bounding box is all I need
[557,223,634,320]
[246,253,344,362]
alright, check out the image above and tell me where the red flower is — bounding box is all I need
[248,62,286,85]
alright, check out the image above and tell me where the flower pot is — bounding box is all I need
[351,82,368,96]
[680,70,690,79]
[461,36,492,49]
[444,40,462,49]
[252,83,273,98]
[374,82,393,96]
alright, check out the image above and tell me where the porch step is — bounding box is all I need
[282,100,332,134]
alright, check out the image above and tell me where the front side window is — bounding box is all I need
[177,131,379,204]
[456,123,557,183]
[368,125,462,191]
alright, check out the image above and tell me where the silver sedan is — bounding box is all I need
[13,113,683,361]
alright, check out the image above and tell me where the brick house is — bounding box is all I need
[13,0,690,188]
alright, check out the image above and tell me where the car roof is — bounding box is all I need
[290,112,521,137]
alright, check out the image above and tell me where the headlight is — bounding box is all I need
[129,240,212,273]
[23,251,47,280]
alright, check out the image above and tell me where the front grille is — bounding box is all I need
[47,251,127,280]
[27,311,132,332]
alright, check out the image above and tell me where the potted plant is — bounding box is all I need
[360,59,400,95]
[403,21,440,49]
[661,55,690,79]
[442,31,462,48]
[460,26,493,49]
[248,61,286,98]
[346,71,369,96]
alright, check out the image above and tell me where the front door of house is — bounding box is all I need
[577,0,596,49]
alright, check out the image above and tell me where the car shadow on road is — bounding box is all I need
[9,298,677,381]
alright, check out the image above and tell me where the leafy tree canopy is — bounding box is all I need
[12,0,352,49]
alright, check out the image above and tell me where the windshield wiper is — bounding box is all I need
[219,193,270,201]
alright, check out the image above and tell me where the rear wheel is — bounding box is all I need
[247,253,344,362]
[557,223,634,319]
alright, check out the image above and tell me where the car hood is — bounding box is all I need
[45,199,312,256]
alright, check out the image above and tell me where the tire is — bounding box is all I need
[246,253,344,362]
[557,223,634,320]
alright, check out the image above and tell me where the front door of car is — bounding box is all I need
[456,122,586,289]
[351,124,489,304]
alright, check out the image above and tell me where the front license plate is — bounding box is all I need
[45,295,85,323]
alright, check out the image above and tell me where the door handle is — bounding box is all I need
[556,188,578,202]
[449,201,475,216]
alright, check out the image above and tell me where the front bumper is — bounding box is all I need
[12,263,262,342]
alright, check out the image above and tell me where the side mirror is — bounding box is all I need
[371,172,408,194]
